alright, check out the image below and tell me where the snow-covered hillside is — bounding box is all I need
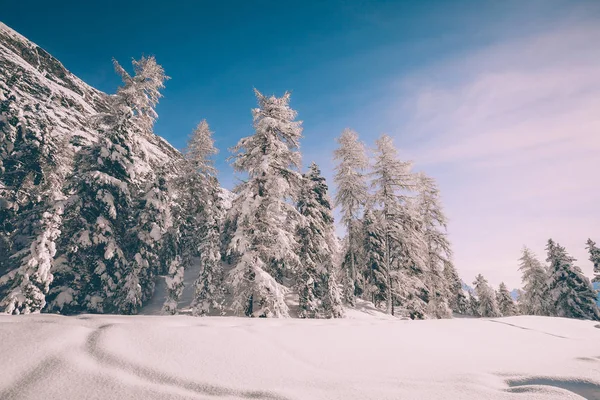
[0,315,599,400]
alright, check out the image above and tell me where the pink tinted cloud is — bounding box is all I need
[395,22,600,288]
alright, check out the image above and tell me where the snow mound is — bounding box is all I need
[0,315,598,400]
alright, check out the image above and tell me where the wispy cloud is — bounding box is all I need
[390,21,600,288]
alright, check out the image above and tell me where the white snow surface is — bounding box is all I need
[0,314,599,400]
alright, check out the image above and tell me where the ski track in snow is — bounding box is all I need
[84,323,290,400]
[488,319,570,339]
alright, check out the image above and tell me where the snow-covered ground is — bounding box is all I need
[0,313,599,400]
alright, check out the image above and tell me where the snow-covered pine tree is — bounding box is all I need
[361,208,387,308]
[49,56,167,314]
[162,255,184,315]
[225,90,303,318]
[443,261,469,315]
[586,239,600,283]
[0,132,71,314]
[296,162,344,318]
[546,239,600,320]
[496,282,518,316]
[119,169,172,314]
[182,120,225,317]
[0,91,61,279]
[467,291,480,317]
[333,128,368,307]
[415,172,453,319]
[518,246,550,316]
[473,274,501,318]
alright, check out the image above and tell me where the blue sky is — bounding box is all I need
[3,0,599,288]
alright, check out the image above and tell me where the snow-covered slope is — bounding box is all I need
[0,315,598,400]
[0,21,180,166]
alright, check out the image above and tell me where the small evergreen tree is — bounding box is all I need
[473,274,501,317]
[162,256,184,315]
[443,261,469,315]
[118,170,172,314]
[467,291,480,317]
[518,246,550,316]
[361,209,387,308]
[496,282,518,316]
[586,239,600,283]
[546,239,600,320]
[178,120,225,317]
[296,162,344,318]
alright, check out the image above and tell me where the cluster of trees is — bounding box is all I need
[330,130,466,319]
[0,56,466,319]
[0,56,221,316]
[467,239,600,321]
[5,53,595,322]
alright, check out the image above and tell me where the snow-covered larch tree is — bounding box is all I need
[183,120,225,316]
[296,162,344,318]
[370,134,426,317]
[496,282,518,316]
[546,239,600,320]
[586,239,600,283]
[517,246,549,316]
[333,128,368,306]
[225,90,303,318]
[415,172,453,319]
[473,274,501,318]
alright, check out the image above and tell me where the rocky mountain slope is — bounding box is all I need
[0,21,180,166]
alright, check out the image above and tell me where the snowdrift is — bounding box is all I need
[0,315,599,399]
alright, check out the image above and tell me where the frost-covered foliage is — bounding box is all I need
[467,292,480,317]
[443,261,469,315]
[0,130,71,314]
[119,171,172,314]
[296,163,344,318]
[191,185,224,316]
[473,274,501,318]
[333,128,368,306]
[546,239,600,321]
[49,56,168,314]
[184,120,225,316]
[361,209,387,308]
[162,256,184,315]
[1,209,62,314]
[586,239,600,283]
[496,282,518,317]
[415,173,453,319]
[369,135,428,319]
[518,246,550,316]
[112,56,169,133]
[225,90,302,317]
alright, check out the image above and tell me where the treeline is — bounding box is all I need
[0,56,466,318]
[3,54,596,321]
[466,240,600,321]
